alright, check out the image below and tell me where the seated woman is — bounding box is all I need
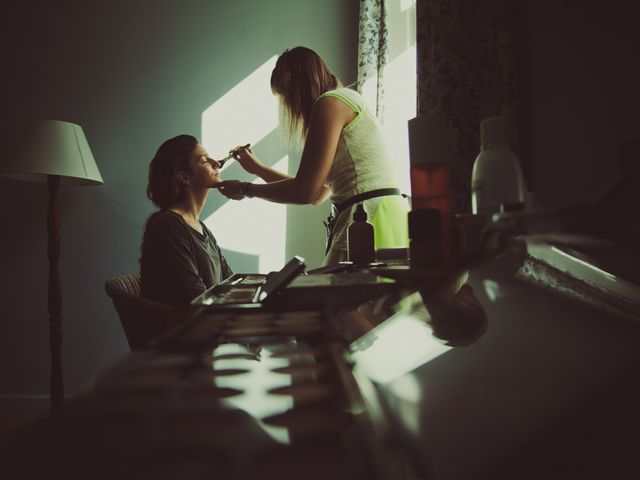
[140,134,233,307]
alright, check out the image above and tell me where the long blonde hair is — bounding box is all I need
[270,47,339,142]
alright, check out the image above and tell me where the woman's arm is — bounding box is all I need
[218,96,354,204]
[232,146,293,183]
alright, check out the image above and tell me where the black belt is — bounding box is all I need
[323,188,403,255]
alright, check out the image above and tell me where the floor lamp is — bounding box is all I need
[0,119,103,410]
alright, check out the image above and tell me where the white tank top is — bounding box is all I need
[321,88,398,205]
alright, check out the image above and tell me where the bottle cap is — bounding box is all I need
[353,203,367,222]
[408,208,440,241]
[408,113,451,166]
[480,116,510,148]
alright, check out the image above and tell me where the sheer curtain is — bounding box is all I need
[416,0,519,212]
[357,0,389,120]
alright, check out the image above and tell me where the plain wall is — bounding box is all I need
[518,0,640,208]
[0,0,358,396]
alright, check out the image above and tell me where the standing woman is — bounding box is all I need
[218,46,409,265]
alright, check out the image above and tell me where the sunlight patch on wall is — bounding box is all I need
[201,55,285,272]
[203,156,288,274]
[201,56,279,158]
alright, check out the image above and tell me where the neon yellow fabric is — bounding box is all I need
[371,195,410,249]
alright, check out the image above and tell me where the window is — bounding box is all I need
[360,0,417,195]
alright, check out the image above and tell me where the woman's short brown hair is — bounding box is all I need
[146,134,197,210]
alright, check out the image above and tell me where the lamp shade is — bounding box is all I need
[1,119,103,186]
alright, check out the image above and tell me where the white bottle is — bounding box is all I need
[471,116,526,215]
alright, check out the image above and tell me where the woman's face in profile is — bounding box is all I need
[187,144,222,188]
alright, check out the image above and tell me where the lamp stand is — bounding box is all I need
[47,175,64,409]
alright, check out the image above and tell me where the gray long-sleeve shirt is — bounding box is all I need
[140,210,233,307]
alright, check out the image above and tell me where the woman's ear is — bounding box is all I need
[176,171,191,186]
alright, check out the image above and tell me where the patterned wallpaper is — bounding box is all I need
[417,0,519,212]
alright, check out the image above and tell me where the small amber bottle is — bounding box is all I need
[347,203,375,265]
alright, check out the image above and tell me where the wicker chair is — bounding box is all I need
[104,273,187,349]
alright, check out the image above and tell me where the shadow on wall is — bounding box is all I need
[520,0,640,209]
[562,138,640,249]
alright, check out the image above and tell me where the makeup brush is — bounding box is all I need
[218,143,251,167]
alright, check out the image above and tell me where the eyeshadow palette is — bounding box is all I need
[193,256,307,306]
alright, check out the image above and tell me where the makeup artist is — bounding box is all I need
[140,134,234,306]
[217,46,409,265]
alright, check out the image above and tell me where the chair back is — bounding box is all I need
[105,274,186,349]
